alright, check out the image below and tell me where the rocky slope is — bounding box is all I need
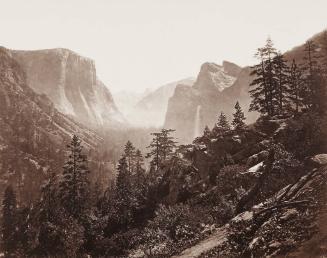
[10,48,125,129]
[132,111,327,257]
[164,61,254,143]
[173,161,327,257]
[0,47,102,204]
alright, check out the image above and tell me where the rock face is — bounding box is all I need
[0,47,101,204]
[164,61,256,143]
[10,48,124,129]
[193,62,238,92]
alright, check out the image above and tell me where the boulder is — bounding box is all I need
[309,154,327,167]
[246,150,269,167]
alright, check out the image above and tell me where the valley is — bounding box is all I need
[0,17,327,258]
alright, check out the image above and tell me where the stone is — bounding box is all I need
[310,154,327,166]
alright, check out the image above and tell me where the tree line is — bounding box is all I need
[249,34,327,117]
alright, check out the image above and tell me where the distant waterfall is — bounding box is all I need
[193,105,202,138]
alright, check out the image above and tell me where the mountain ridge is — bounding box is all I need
[9,47,125,129]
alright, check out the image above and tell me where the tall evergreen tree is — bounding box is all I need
[59,135,90,218]
[124,141,136,174]
[232,101,246,130]
[146,129,177,170]
[249,37,278,116]
[134,150,146,194]
[146,132,161,171]
[160,129,178,161]
[273,52,290,114]
[1,185,18,256]
[133,149,147,208]
[212,112,230,136]
[114,156,134,228]
[302,40,325,112]
[134,149,145,176]
[288,59,304,114]
[219,112,231,131]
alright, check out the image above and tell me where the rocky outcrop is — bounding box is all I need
[10,48,125,129]
[0,47,102,204]
[193,62,237,92]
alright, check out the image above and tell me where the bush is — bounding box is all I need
[199,164,251,223]
[137,204,212,256]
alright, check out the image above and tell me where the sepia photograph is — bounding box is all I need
[0,0,326,257]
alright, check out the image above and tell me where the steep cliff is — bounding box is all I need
[10,48,125,129]
[0,47,102,204]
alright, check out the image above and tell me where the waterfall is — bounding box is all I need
[193,105,202,138]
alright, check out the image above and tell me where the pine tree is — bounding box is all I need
[160,129,178,161]
[232,101,246,130]
[249,37,278,116]
[114,156,134,228]
[124,141,136,174]
[288,59,304,114]
[146,129,177,170]
[219,112,231,131]
[135,149,145,176]
[273,52,290,114]
[302,40,325,112]
[192,125,211,145]
[59,135,90,218]
[1,185,18,256]
[116,156,131,197]
[146,132,161,171]
[133,149,147,208]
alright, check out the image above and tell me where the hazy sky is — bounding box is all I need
[0,0,326,92]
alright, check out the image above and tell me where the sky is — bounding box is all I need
[0,0,326,93]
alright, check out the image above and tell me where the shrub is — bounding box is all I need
[137,204,211,256]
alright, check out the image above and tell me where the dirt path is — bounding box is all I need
[171,226,228,258]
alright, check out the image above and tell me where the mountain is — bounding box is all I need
[0,47,102,204]
[125,78,195,127]
[164,61,254,143]
[9,48,125,129]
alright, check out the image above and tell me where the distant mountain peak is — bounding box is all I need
[193,61,238,92]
